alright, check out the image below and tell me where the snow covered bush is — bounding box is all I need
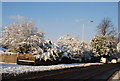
[117,42,120,52]
[1,21,44,54]
[0,18,62,62]
[57,34,81,57]
[90,35,117,57]
[35,40,62,61]
[57,34,91,62]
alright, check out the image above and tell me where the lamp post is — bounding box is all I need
[82,24,84,42]
[82,20,94,42]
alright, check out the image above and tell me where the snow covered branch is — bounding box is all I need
[1,19,45,54]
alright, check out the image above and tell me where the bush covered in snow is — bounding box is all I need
[57,34,91,62]
[90,35,117,57]
[35,40,62,61]
[117,42,120,52]
[57,34,81,57]
[0,18,62,62]
[1,21,44,54]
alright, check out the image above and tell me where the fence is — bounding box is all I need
[0,54,18,63]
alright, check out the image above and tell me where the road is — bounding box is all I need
[2,63,120,81]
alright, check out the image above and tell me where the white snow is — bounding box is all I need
[62,52,69,58]
[1,63,103,76]
[0,51,16,55]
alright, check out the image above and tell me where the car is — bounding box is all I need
[100,57,107,63]
[111,59,117,63]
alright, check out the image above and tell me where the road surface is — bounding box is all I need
[2,63,120,81]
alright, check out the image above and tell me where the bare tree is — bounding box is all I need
[97,18,116,38]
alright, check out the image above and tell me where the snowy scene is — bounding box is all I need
[1,1,120,81]
[1,63,102,75]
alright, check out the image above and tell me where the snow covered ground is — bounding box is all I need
[1,62,103,76]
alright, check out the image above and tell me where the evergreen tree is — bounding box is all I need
[91,35,117,57]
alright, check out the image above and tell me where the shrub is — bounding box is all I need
[117,42,120,52]
[57,34,91,62]
[90,35,117,57]
[1,21,44,54]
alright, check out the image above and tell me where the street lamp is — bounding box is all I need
[82,20,94,42]
[82,24,84,42]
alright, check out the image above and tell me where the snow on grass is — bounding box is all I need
[1,63,103,76]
